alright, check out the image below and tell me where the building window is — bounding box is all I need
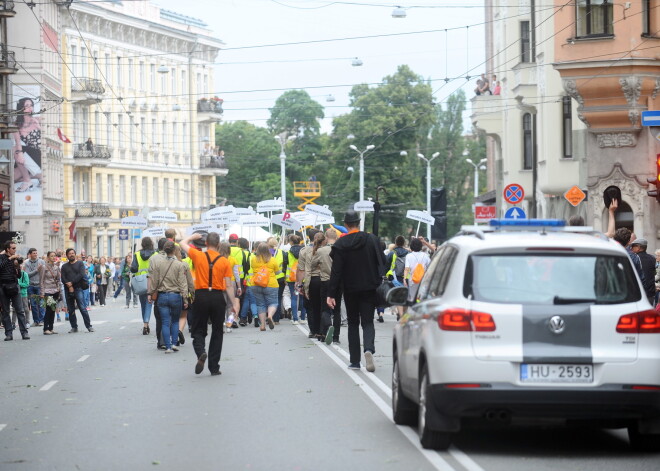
[128,58,134,89]
[116,56,122,88]
[107,236,115,257]
[107,175,114,203]
[119,175,125,205]
[562,96,573,158]
[171,68,177,95]
[96,173,102,201]
[152,177,159,205]
[150,64,156,91]
[523,113,534,170]
[104,53,111,83]
[142,177,148,205]
[643,0,660,36]
[576,0,613,37]
[520,21,531,63]
[164,178,169,207]
[131,176,137,205]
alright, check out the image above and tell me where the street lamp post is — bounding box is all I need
[417,152,440,241]
[465,157,487,198]
[349,143,375,231]
[276,135,295,210]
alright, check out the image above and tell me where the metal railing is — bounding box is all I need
[75,203,112,218]
[197,99,223,114]
[73,143,112,160]
[0,1,15,15]
[0,47,16,70]
[71,77,105,94]
[200,154,227,169]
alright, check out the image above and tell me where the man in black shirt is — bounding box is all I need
[60,248,93,333]
[0,240,29,340]
[631,238,656,304]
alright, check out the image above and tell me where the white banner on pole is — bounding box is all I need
[186,223,222,235]
[121,216,148,228]
[202,205,235,222]
[354,200,375,212]
[271,212,303,231]
[234,207,256,216]
[257,199,285,213]
[406,209,435,225]
[304,204,332,218]
[238,214,270,227]
[143,227,166,238]
[148,210,178,223]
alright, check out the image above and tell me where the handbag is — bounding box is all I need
[131,272,148,296]
[252,267,270,288]
[150,259,174,302]
[376,278,395,308]
[2,282,19,298]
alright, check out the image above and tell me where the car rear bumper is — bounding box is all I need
[429,383,660,421]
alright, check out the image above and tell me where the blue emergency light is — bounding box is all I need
[489,219,566,228]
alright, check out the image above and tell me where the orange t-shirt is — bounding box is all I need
[188,249,232,291]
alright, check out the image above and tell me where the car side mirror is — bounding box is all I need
[386,286,408,306]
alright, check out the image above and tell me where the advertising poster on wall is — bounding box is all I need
[11,85,43,216]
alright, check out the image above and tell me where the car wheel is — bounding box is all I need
[392,354,417,425]
[628,424,660,452]
[418,366,452,450]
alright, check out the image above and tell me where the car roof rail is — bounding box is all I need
[456,226,487,240]
[458,222,609,241]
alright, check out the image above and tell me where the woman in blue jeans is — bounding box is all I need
[250,243,281,331]
[148,242,190,353]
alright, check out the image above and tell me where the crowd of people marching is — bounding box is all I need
[0,211,436,375]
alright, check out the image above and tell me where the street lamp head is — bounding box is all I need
[366,145,375,151]
[392,6,406,18]
[479,165,487,170]
[347,134,355,140]
[465,158,473,164]
[399,151,408,156]
[275,135,282,142]
[347,166,354,173]
[417,153,425,160]
[432,152,440,159]
[287,135,296,142]
[349,144,358,151]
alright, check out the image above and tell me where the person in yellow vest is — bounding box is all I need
[250,242,282,331]
[130,236,157,337]
[228,234,245,327]
[285,234,306,324]
[267,237,286,325]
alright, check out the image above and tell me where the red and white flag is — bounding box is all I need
[68,218,77,243]
[57,128,71,143]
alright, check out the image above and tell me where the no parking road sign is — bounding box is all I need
[503,183,525,205]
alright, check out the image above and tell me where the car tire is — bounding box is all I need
[418,366,452,450]
[628,424,660,452]
[392,354,417,426]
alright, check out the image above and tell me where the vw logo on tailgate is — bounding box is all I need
[548,316,566,335]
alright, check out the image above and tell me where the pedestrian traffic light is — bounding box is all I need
[647,154,660,203]
[0,191,8,223]
[430,187,447,241]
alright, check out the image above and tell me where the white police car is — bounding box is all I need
[389,219,660,451]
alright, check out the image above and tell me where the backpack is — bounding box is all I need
[242,251,251,281]
[412,263,425,284]
[252,266,270,288]
[394,254,406,278]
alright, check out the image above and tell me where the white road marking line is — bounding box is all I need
[119,326,126,330]
[39,380,58,391]
[448,446,485,471]
[77,355,90,362]
[294,324,456,471]
[92,320,108,325]
[0,424,6,432]
[129,319,142,323]
[101,337,112,343]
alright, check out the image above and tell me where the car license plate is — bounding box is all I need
[520,364,593,383]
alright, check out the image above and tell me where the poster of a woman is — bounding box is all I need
[11,85,43,216]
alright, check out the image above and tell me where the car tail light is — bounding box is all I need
[616,310,660,333]
[444,383,485,389]
[630,385,660,390]
[438,308,496,332]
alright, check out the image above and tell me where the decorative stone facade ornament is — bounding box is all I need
[652,77,660,99]
[596,132,636,148]
[619,76,642,106]
[589,163,646,233]
[563,79,584,105]
[629,109,640,127]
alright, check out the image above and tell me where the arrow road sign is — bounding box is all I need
[503,183,525,205]
[504,207,527,219]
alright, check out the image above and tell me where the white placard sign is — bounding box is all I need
[148,210,178,222]
[257,199,285,213]
[186,223,219,235]
[271,213,303,231]
[143,227,166,238]
[234,207,256,216]
[202,206,235,222]
[406,210,435,225]
[354,200,375,212]
[304,204,332,218]
[239,214,270,227]
[121,216,148,228]
[290,211,317,226]
[314,215,335,225]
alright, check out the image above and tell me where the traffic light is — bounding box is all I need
[431,187,447,241]
[647,154,660,203]
[0,191,9,224]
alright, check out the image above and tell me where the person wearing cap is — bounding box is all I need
[631,238,656,303]
[326,210,386,372]
[180,231,239,376]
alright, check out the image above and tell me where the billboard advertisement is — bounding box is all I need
[11,85,43,216]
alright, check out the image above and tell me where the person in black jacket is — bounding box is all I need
[326,210,385,372]
[60,248,93,333]
[0,240,30,340]
[631,238,656,304]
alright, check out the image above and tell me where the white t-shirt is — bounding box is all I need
[405,251,431,280]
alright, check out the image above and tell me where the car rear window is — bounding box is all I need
[465,254,641,305]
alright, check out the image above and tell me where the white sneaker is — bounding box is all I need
[172,346,179,351]
[291,320,299,325]
[165,349,173,354]
[364,351,376,373]
[299,319,307,324]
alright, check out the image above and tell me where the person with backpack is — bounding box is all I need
[285,234,305,325]
[131,237,157,336]
[404,237,431,304]
[385,235,409,320]
[250,242,282,331]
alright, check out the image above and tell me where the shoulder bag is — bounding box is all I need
[150,259,174,302]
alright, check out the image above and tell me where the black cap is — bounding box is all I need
[192,230,208,249]
[603,186,621,209]
[343,210,360,224]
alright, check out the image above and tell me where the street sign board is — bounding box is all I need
[564,185,586,207]
[406,210,435,225]
[474,205,496,221]
[504,207,527,219]
[257,199,285,212]
[641,110,660,126]
[354,200,375,212]
[503,183,525,205]
[118,229,129,240]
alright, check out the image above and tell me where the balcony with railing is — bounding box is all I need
[199,153,228,176]
[197,98,223,123]
[75,203,112,218]
[0,103,18,133]
[0,1,16,17]
[71,77,105,104]
[0,47,17,74]
[72,143,112,166]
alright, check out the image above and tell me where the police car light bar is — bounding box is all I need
[489,219,565,228]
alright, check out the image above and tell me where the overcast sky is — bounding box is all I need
[154,0,486,133]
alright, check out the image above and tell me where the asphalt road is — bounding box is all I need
[0,303,657,471]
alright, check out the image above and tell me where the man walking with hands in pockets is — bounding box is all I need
[180,232,239,376]
[326,210,385,372]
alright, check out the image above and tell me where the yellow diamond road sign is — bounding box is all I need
[564,186,586,207]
